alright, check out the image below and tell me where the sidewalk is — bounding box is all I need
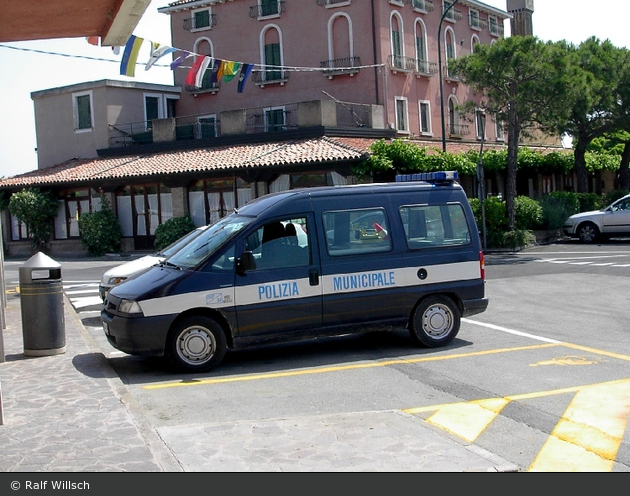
[0,290,518,472]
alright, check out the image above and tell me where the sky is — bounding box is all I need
[0,0,628,179]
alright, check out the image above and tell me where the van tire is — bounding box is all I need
[409,295,460,347]
[166,316,227,373]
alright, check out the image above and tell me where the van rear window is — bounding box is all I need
[400,204,471,249]
[323,208,392,256]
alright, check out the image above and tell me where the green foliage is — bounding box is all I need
[514,196,543,230]
[602,189,630,206]
[539,192,580,229]
[576,193,603,212]
[8,188,59,252]
[78,196,122,256]
[154,216,196,251]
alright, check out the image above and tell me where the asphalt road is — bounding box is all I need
[4,239,630,471]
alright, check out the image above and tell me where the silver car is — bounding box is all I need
[99,225,210,300]
[563,194,630,243]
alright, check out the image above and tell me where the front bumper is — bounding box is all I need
[101,310,175,357]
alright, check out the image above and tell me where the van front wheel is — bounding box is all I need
[409,296,460,347]
[166,316,227,373]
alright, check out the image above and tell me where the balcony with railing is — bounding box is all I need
[251,68,290,87]
[415,59,438,77]
[249,1,285,19]
[320,56,361,78]
[443,5,463,22]
[411,0,434,12]
[448,123,469,138]
[387,54,416,74]
[183,13,216,31]
[316,0,350,6]
[107,100,384,149]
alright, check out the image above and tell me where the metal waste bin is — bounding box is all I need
[19,252,66,356]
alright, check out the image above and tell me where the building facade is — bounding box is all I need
[2,0,521,257]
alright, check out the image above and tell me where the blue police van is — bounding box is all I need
[101,172,488,373]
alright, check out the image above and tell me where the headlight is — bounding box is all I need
[119,299,143,315]
[107,276,127,286]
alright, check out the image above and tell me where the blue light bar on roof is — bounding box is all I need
[395,171,459,183]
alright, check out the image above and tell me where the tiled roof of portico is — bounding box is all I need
[0,135,513,190]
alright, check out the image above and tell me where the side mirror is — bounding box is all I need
[237,251,256,273]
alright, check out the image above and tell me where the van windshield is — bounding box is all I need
[165,215,254,269]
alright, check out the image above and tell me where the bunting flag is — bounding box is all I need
[86,36,100,46]
[209,58,223,85]
[170,50,192,71]
[195,56,213,88]
[145,43,177,71]
[222,61,241,82]
[185,55,209,87]
[120,35,144,77]
[237,63,254,93]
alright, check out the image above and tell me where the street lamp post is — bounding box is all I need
[438,0,460,153]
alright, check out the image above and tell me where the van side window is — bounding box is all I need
[244,217,310,269]
[401,204,471,249]
[323,208,392,256]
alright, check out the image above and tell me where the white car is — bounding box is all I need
[563,194,630,243]
[99,225,209,300]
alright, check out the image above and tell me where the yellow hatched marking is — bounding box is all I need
[529,380,630,472]
[426,398,509,442]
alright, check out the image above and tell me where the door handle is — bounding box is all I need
[309,269,320,286]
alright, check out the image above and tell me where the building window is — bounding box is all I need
[197,115,217,139]
[419,101,432,135]
[476,110,486,140]
[489,15,500,36]
[265,106,286,132]
[415,20,428,72]
[53,189,100,239]
[395,97,409,134]
[73,91,93,131]
[258,0,281,18]
[495,116,505,141]
[443,0,457,22]
[191,8,212,31]
[469,9,481,30]
[188,179,252,227]
[144,93,178,130]
[390,13,404,69]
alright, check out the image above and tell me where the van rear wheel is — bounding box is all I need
[166,316,227,373]
[410,295,460,347]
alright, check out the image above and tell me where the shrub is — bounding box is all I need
[78,196,122,256]
[8,188,59,253]
[538,192,579,230]
[576,193,603,212]
[514,196,543,230]
[602,189,630,206]
[154,216,196,251]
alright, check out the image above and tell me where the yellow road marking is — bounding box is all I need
[425,398,509,442]
[529,380,630,472]
[142,343,558,390]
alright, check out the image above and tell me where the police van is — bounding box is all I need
[101,171,488,373]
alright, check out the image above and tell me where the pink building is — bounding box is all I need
[158,0,510,143]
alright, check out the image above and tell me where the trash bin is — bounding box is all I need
[19,252,66,356]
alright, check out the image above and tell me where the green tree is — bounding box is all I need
[561,38,630,193]
[8,188,59,253]
[588,131,630,192]
[452,36,574,229]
